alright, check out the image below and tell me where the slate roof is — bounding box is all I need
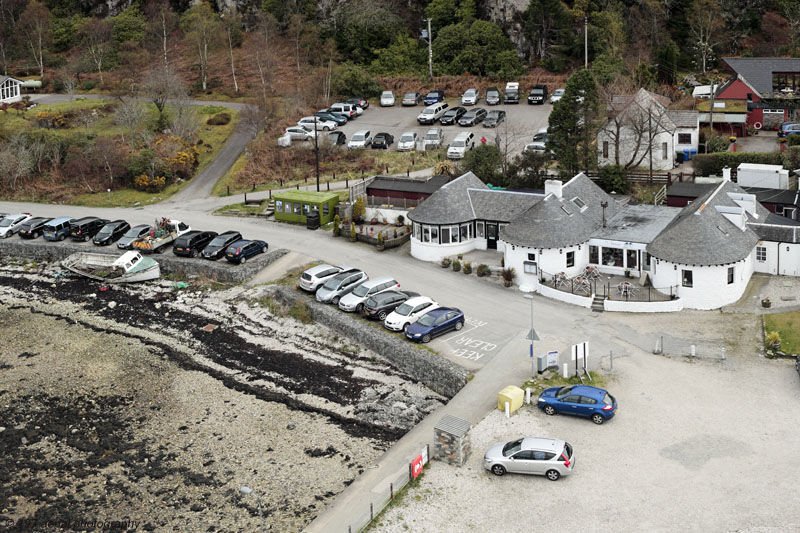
[0,75,20,85]
[367,174,450,195]
[668,182,715,197]
[647,181,761,265]
[467,189,541,222]
[500,173,620,248]
[593,204,681,244]
[750,221,800,243]
[668,182,800,207]
[723,58,800,95]
[666,110,699,129]
[407,172,487,224]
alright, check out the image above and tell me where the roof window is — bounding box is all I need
[571,197,586,210]
[560,205,573,216]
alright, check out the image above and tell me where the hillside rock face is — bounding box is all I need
[480,0,529,56]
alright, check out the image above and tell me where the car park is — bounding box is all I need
[348,130,372,149]
[326,131,347,146]
[93,220,131,246]
[424,90,445,105]
[18,217,52,239]
[316,269,368,305]
[439,106,467,126]
[458,108,487,126]
[380,91,395,106]
[485,86,501,105]
[314,111,347,126]
[363,291,419,321]
[549,88,565,103]
[225,239,268,264]
[447,131,475,159]
[383,296,438,332]
[372,132,394,149]
[402,92,424,106]
[504,82,520,104]
[338,276,401,313]
[329,103,359,118]
[117,224,153,249]
[417,102,449,125]
[201,231,242,260]
[173,230,218,258]
[298,116,337,131]
[345,97,369,109]
[300,264,350,292]
[527,85,548,104]
[397,132,418,151]
[537,384,617,425]
[483,437,575,480]
[285,125,317,141]
[483,110,505,128]
[423,127,444,149]
[461,88,480,105]
[405,307,464,343]
[0,213,33,238]
[43,217,75,241]
[69,217,109,242]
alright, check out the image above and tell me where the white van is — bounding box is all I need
[329,103,358,118]
[417,102,449,125]
[447,131,475,159]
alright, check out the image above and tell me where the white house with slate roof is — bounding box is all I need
[0,75,22,104]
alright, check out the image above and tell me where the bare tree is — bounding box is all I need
[688,0,723,73]
[181,1,221,92]
[254,11,278,97]
[81,18,112,84]
[222,7,242,94]
[241,93,277,136]
[0,135,34,190]
[169,86,199,141]
[145,0,177,70]
[114,101,147,146]
[144,67,182,129]
[59,69,78,110]
[19,0,50,77]
[288,13,305,75]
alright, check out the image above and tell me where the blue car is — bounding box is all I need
[423,90,445,106]
[225,239,268,264]
[777,122,800,138]
[537,385,617,425]
[405,307,464,343]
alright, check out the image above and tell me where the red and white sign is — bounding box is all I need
[411,455,424,479]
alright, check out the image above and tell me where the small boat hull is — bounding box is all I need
[61,252,161,284]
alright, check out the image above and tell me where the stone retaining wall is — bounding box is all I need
[0,240,288,283]
[272,286,468,398]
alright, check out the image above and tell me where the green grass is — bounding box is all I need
[213,202,266,215]
[195,109,239,174]
[521,370,607,395]
[764,311,800,354]
[72,181,186,208]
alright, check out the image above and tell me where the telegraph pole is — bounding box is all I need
[584,16,588,69]
[426,18,433,79]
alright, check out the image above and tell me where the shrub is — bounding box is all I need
[331,63,382,98]
[393,228,398,238]
[500,267,516,287]
[289,300,312,324]
[463,261,472,274]
[332,214,341,236]
[765,330,781,347]
[81,80,97,91]
[452,259,461,272]
[350,224,356,239]
[134,174,166,192]
[599,165,628,194]
[441,257,452,268]
[476,264,490,277]
[396,214,404,225]
[352,196,366,222]
[693,151,783,176]
[377,231,384,244]
[51,78,65,93]
[787,134,800,147]
[206,112,231,126]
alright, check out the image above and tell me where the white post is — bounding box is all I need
[690,344,696,358]
[525,388,531,405]
[562,363,569,378]
[504,402,510,418]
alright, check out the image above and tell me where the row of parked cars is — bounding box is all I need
[283,98,371,145]
[0,213,267,264]
[381,84,565,108]
[416,102,506,128]
[299,264,465,343]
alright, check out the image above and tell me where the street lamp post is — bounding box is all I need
[523,293,535,379]
[240,486,264,533]
[314,116,320,192]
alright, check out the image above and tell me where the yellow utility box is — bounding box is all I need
[497,385,524,414]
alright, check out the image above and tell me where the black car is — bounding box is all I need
[225,239,268,264]
[69,217,109,241]
[314,111,347,126]
[18,217,52,239]
[173,230,218,258]
[201,231,243,260]
[486,86,501,105]
[327,131,347,146]
[440,107,467,126]
[364,291,419,321]
[93,220,131,246]
[527,85,548,104]
[372,132,394,149]
[458,108,488,126]
[319,108,349,123]
[345,97,369,109]
[117,224,152,249]
[483,110,506,128]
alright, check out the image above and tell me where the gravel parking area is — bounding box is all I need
[374,324,800,532]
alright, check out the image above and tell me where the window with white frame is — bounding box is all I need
[423,226,430,243]
[430,226,439,244]
[460,224,468,242]
[589,245,598,264]
[414,222,421,240]
[451,225,460,243]
[476,221,484,238]
[756,246,766,262]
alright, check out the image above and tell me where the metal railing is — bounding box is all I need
[540,269,679,302]
[366,195,421,209]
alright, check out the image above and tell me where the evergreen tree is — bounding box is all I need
[548,68,599,176]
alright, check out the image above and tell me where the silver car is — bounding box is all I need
[461,88,479,105]
[316,270,368,305]
[380,91,395,106]
[423,127,443,149]
[549,88,565,104]
[338,276,400,313]
[299,264,350,292]
[397,132,418,151]
[483,437,574,480]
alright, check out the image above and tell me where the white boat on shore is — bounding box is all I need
[61,251,161,283]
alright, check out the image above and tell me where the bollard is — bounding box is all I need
[407,169,410,177]
[390,482,393,500]
[296,184,299,190]
[562,363,569,378]
[525,388,531,405]
[304,177,307,183]
[280,178,283,187]
[721,346,726,360]
[327,181,330,190]
[690,344,696,358]
[252,183,255,191]
[386,166,389,173]
[269,189,272,199]
[504,402,510,418]
[333,172,336,181]
[227,185,230,196]
[346,177,349,187]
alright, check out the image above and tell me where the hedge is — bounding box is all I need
[693,151,784,177]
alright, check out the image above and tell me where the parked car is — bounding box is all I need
[483,110,505,128]
[527,85,548,104]
[447,131,475,159]
[93,220,131,246]
[329,102,359,118]
[69,217,109,242]
[483,438,575,480]
[380,91,395,107]
[397,132,418,151]
[298,116,337,131]
[778,122,800,137]
[537,385,617,425]
[285,125,317,141]
[338,276,401,313]
[0,213,33,238]
[173,230,218,258]
[485,86,501,105]
[43,217,75,242]
[371,132,394,150]
[315,269,368,305]
[225,239,268,264]
[423,127,444,149]
[461,88,480,105]
[18,217,52,239]
[201,231,242,260]
[348,130,372,149]
[345,97,369,109]
[117,224,152,249]
[318,108,349,123]
[326,131,347,146]
[363,291,418,321]
[405,307,464,343]
[549,88,565,104]
[525,127,550,153]
[504,82,520,104]
[424,90,445,105]
[417,102,449,125]
[299,264,351,292]
[402,92,424,106]
[439,106,467,126]
[314,111,347,126]
[384,296,438,332]
[458,108,487,126]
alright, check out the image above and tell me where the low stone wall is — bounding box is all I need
[273,286,468,398]
[0,240,288,283]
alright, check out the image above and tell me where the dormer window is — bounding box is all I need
[571,197,586,210]
[561,205,573,216]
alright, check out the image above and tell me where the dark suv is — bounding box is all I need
[364,291,418,321]
[173,230,218,258]
[527,85,548,105]
[69,217,109,241]
[18,217,52,239]
[201,231,242,260]
[486,87,501,105]
[93,220,131,246]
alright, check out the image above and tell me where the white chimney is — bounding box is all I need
[545,179,563,199]
[722,166,731,182]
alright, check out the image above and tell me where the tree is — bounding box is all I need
[425,0,457,33]
[460,144,503,185]
[114,101,147,146]
[655,39,679,85]
[253,10,278,96]
[331,63,381,98]
[599,165,628,194]
[81,18,111,84]
[778,0,800,54]
[548,69,599,176]
[432,20,523,77]
[370,35,426,76]
[144,67,182,130]
[222,7,243,94]
[330,0,402,64]
[58,68,78,109]
[688,0,723,73]
[241,95,278,136]
[182,2,221,92]
[0,0,26,76]
[288,13,306,74]
[507,150,551,189]
[111,5,146,45]
[523,0,569,61]
[169,86,199,141]
[145,0,178,70]
[19,0,50,77]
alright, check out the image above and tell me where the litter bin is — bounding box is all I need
[676,151,685,164]
[306,211,320,230]
[497,385,524,414]
[689,148,697,160]
[683,149,690,161]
